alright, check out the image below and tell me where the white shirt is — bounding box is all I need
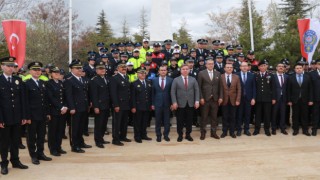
[32,77,40,86]
[71,73,82,81]
[225,73,232,83]
[181,76,188,86]
[207,70,214,79]
[3,74,12,82]
[276,73,284,86]
[159,76,166,88]
[118,72,126,79]
[241,71,247,82]
[318,69,320,76]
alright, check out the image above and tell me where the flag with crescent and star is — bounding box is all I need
[2,19,26,68]
[297,18,320,65]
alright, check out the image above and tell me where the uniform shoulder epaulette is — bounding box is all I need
[91,76,97,80]
[66,76,73,80]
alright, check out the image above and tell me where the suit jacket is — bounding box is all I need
[110,73,131,110]
[272,73,288,102]
[64,75,89,112]
[46,79,67,116]
[171,76,200,108]
[236,72,256,101]
[287,73,313,104]
[24,79,49,121]
[152,76,173,108]
[197,70,223,102]
[0,75,25,125]
[309,70,320,102]
[220,74,241,106]
[196,49,209,58]
[89,76,111,111]
[131,79,152,111]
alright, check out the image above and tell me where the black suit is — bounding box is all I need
[161,49,173,61]
[196,49,209,59]
[110,73,131,143]
[46,79,66,153]
[131,79,152,141]
[272,73,288,131]
[89,76,111,144]
[24,79,49,158]
[214,63,225,74]
[0,75,25,167]
[64,75,89,149]
[287,73,313,132]
[310,70,320,131]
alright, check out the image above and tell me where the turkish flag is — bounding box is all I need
[2,20,26,68]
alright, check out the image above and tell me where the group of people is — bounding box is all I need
[0,38,320,176]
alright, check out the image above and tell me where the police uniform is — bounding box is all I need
[24,62,52,164]
[162,39,174,61]
[64,60,91,153]
[46,67,67,156]
[0,57,28,174]
[131,68,153,143]
[110,63,131,146]
[89,62,111,148]
[253,60,276,136]
[83,57,96,79]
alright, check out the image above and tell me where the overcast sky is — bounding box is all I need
[71,0,285,40]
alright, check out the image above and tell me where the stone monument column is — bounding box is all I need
[150,0,172,42]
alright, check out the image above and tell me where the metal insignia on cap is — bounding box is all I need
[9,57,14,61]
[35,62,39,66]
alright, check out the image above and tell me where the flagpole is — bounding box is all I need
[69,0,72,65]
[248,0,254,51]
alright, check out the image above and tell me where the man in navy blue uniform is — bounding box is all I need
[0,57,28,175]
[64,59,92,153]
[310,59,320,136]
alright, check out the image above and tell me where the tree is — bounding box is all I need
[175,18,192,46]
[264,1,285,38]
[96,10,113,42]
[134,6,149,42]
[120,16,130,42]
[279,0,313,21]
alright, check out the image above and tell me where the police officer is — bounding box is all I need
[64,59,92,153]
[24,61,52,164]
[83,57,96,79]
[131,68,153,143]
[89,62,111,148]
[162,39,174,61]
[210,40,224,57]
[214,53,225,74]
[46,67,68,156]
[0,57,28,175]
[110,63,131,146]
[167,57,180,79]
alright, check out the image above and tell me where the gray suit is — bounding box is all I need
[171,76,200,137]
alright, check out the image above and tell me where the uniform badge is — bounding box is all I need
[15,80,19,85]
[42,84,45,88]
[194,72,197,76]
[121,81,124,84]
[137,85,140,87]
[148,84,151,87]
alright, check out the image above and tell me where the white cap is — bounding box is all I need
[133,49,140,52]
[174,44,179,48]
[143,38,149,42]
[126,62,134,66]
[172,49,180,54]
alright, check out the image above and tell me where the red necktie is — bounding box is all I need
[161,78,164,90]
[184,77,188,90]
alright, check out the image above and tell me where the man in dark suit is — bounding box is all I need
[220,63,241,138]
[0,57,28,175]
[24,62,52,164]
[310,59,320,136]
[152,66,173,142]
[110,63,131,146]
[287,63,313,136]
[131,68,153,143]
[64,59,92,153]
[46,67,68,156]
[197,58,223,140]
[89,62,111,148]
[272,63,289,135]
[214,53,225,74]
[236,62,256,136]
[171,64,200,142]
[253,60,276,136]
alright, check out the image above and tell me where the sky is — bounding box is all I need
[70,0,287,40]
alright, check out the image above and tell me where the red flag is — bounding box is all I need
[2,20,26,68]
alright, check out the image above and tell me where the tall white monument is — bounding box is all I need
[150,0,173,42]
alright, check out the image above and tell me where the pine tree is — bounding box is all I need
[279,0,312,20]
[96,10,113,41]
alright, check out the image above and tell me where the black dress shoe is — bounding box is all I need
[193,122,200,127]
[211,132,220,139]
[63,135,68,139]
[112,141,124,146]
[31,157,40,165]
[71,147,85,153]
[105,131,110,135]
[38,154,52,161]
[281,130,288,135]
[81,143,92,148]
[220,133,227,138]
[200,132,206,140]
[135,139,142,143]
[312,130,317,136]
[1,166,8,175]
[120,138,132,142]
[303,131,311,136]
[102,140,110,144]
[272,130,276,135]
[244,131,251,136]
[177,136,183,142]
[50,151,61,157]
[83,132,89,136]
[19,143,26,149]
[236,131,241,136]
[230,134,237,138]
[164,136,170,142]
[142,136,152,141]
[12,162,28,169]
[156,136,161,142]
[96,144,105,148]
[58,149,67,154]
[293,130,299,136]
[265,131,271,136]
[253,131,259,136]
[185,136,193,141]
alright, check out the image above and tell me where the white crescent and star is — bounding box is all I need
[9,33,20,50]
